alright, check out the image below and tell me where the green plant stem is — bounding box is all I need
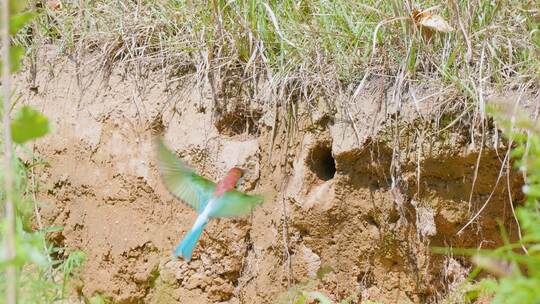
[2,0,17,303]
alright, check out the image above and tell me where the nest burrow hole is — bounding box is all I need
[306,142,336,181]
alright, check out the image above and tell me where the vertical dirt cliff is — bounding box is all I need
[18,49,526,303]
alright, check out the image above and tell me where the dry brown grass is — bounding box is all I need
[17,0,537,127]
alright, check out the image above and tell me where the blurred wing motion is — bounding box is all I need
[211,190,264,217]
[155,138,216,212]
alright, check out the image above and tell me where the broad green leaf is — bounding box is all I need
[9,0,28,14]
[10,45,24,72]
[293,294,307,304]
[23,242,48,266]
[0,45,25,73]
[10,11,36,35]
[11,105,50,144]
[522,184,540,198]
[0,229,48,267]
[316,265,334,280]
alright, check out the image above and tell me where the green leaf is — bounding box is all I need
[307,292,332,304]
[10,46,24,72]
[293,294,307,304]
[316,265,334,280]
[9,0,28,14]
[0,45,25,73]
[10,11,36,35]
[88,295,109,304]
[11,105,50,144]
[39,225,64,233]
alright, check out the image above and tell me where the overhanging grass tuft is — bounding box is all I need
[18,1,540,126]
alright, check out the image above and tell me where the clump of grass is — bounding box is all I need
[26,0,539,123]
[1,149,87,303]
[274,265,365,303]
[1,3,87,303]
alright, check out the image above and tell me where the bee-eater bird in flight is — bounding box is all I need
[155,138,264,261]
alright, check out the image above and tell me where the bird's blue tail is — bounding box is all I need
[174,220,207,261]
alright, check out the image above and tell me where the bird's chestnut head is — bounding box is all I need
[228,167,245,188]
[228,167,244,178]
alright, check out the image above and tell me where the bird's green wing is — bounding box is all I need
[211,190,264,217]
[155,138,216,212]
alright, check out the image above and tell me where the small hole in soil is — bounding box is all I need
[306,143,336,181]
[214,107,261,136]
[365,214,379,228]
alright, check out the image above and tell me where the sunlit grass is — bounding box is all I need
[25,0,538,112]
